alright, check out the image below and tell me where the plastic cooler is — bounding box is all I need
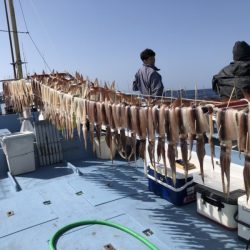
[145,140,199,206]
[147,161,198,206]
[1,131,35,175]
[195,185,245,229]
[237,195,250,241]
[193,152,245,230]
[94,135,116,160]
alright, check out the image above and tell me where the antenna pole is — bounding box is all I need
[7,0,23,79]
[4,0,17,79]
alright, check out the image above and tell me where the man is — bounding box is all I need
[133,48,164,96]
[212,41,250,99]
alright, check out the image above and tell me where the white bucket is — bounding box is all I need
[94,136,116,160]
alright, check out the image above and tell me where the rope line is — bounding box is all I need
[0,29,28,34]
[18,0,29,32]
[16,0,52,72]
[27,33,52,72]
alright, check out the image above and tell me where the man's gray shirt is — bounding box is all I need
[133,64,164,96]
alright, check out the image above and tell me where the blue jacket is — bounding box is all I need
[133,64,164,96]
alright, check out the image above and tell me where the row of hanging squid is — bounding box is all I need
[2,72,250,202]
[217,108,250,201]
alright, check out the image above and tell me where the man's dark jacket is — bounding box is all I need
[133,64,164,96]
[212,41,250,99]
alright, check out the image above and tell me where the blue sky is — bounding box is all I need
[0,0,250,92]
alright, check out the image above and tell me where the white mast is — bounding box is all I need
[7,0,23,79]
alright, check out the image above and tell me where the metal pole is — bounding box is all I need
[4,0,17,79]
[8,0,23,79]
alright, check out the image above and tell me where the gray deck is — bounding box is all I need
[0,155,246,250]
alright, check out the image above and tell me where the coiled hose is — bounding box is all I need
[49,220,159,250]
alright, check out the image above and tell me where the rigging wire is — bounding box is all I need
[21,43,28,77]
[0,29,28,34]
[17,0,52,72]
[18,0,28,31]
[27,33,52,72]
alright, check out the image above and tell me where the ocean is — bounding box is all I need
[164,88,220,100]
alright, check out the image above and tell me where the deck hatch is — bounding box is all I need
[56,214,164,249]
[68,175,140,206]
[0,191,57,238]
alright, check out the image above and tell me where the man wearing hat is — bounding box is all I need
[212,41,250,99]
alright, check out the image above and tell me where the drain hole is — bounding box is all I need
[131,177,138,181]
[7,211,14,217]
[104,243,116,250]
[143,228,153,236]
[106,182,113,187]
[43,200,51,205]
[76,191,83,196]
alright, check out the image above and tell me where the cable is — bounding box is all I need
[0,29,28,34]
[49,220,159,250]
[27,33,52,72]
[17,0,52,72]
[18,0,29,32]
[21,43,28,76]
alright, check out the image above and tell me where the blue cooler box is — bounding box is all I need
[147,163,197,206]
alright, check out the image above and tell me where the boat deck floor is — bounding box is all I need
[0,157,246,250]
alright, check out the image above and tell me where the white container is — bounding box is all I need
[196,185,244,229]
[237,195,250,241]
[0,129,11,138]
[193,152,245,229]
[20,119,34,133]
[1,132,35,175]
[94,136,116,160]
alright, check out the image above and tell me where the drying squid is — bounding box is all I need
[88,100,97,153]
[244,155,250,202]
[195,106,209,183]
[167,107,179,186]
[95,101,103,156]
[244,109,250,201]
[217,108,237,196]
[81,99,88,150]
[237,110,248,155]
[129,105,140,161]
[136,106,147,163]
[158,105,167,179]
[186,106,196,161]
[119,103,128,159]
[104,101,115,162]
[207,105,215,169]
[176,107,189,182]
[147,106,156,179]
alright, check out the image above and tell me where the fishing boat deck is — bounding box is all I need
[0,149,246,250]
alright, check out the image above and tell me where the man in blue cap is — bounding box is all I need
[133,48,164,96]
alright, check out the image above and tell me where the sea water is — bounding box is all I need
[164,88,220,100]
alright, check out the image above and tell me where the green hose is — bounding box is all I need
[49,219,159,250]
